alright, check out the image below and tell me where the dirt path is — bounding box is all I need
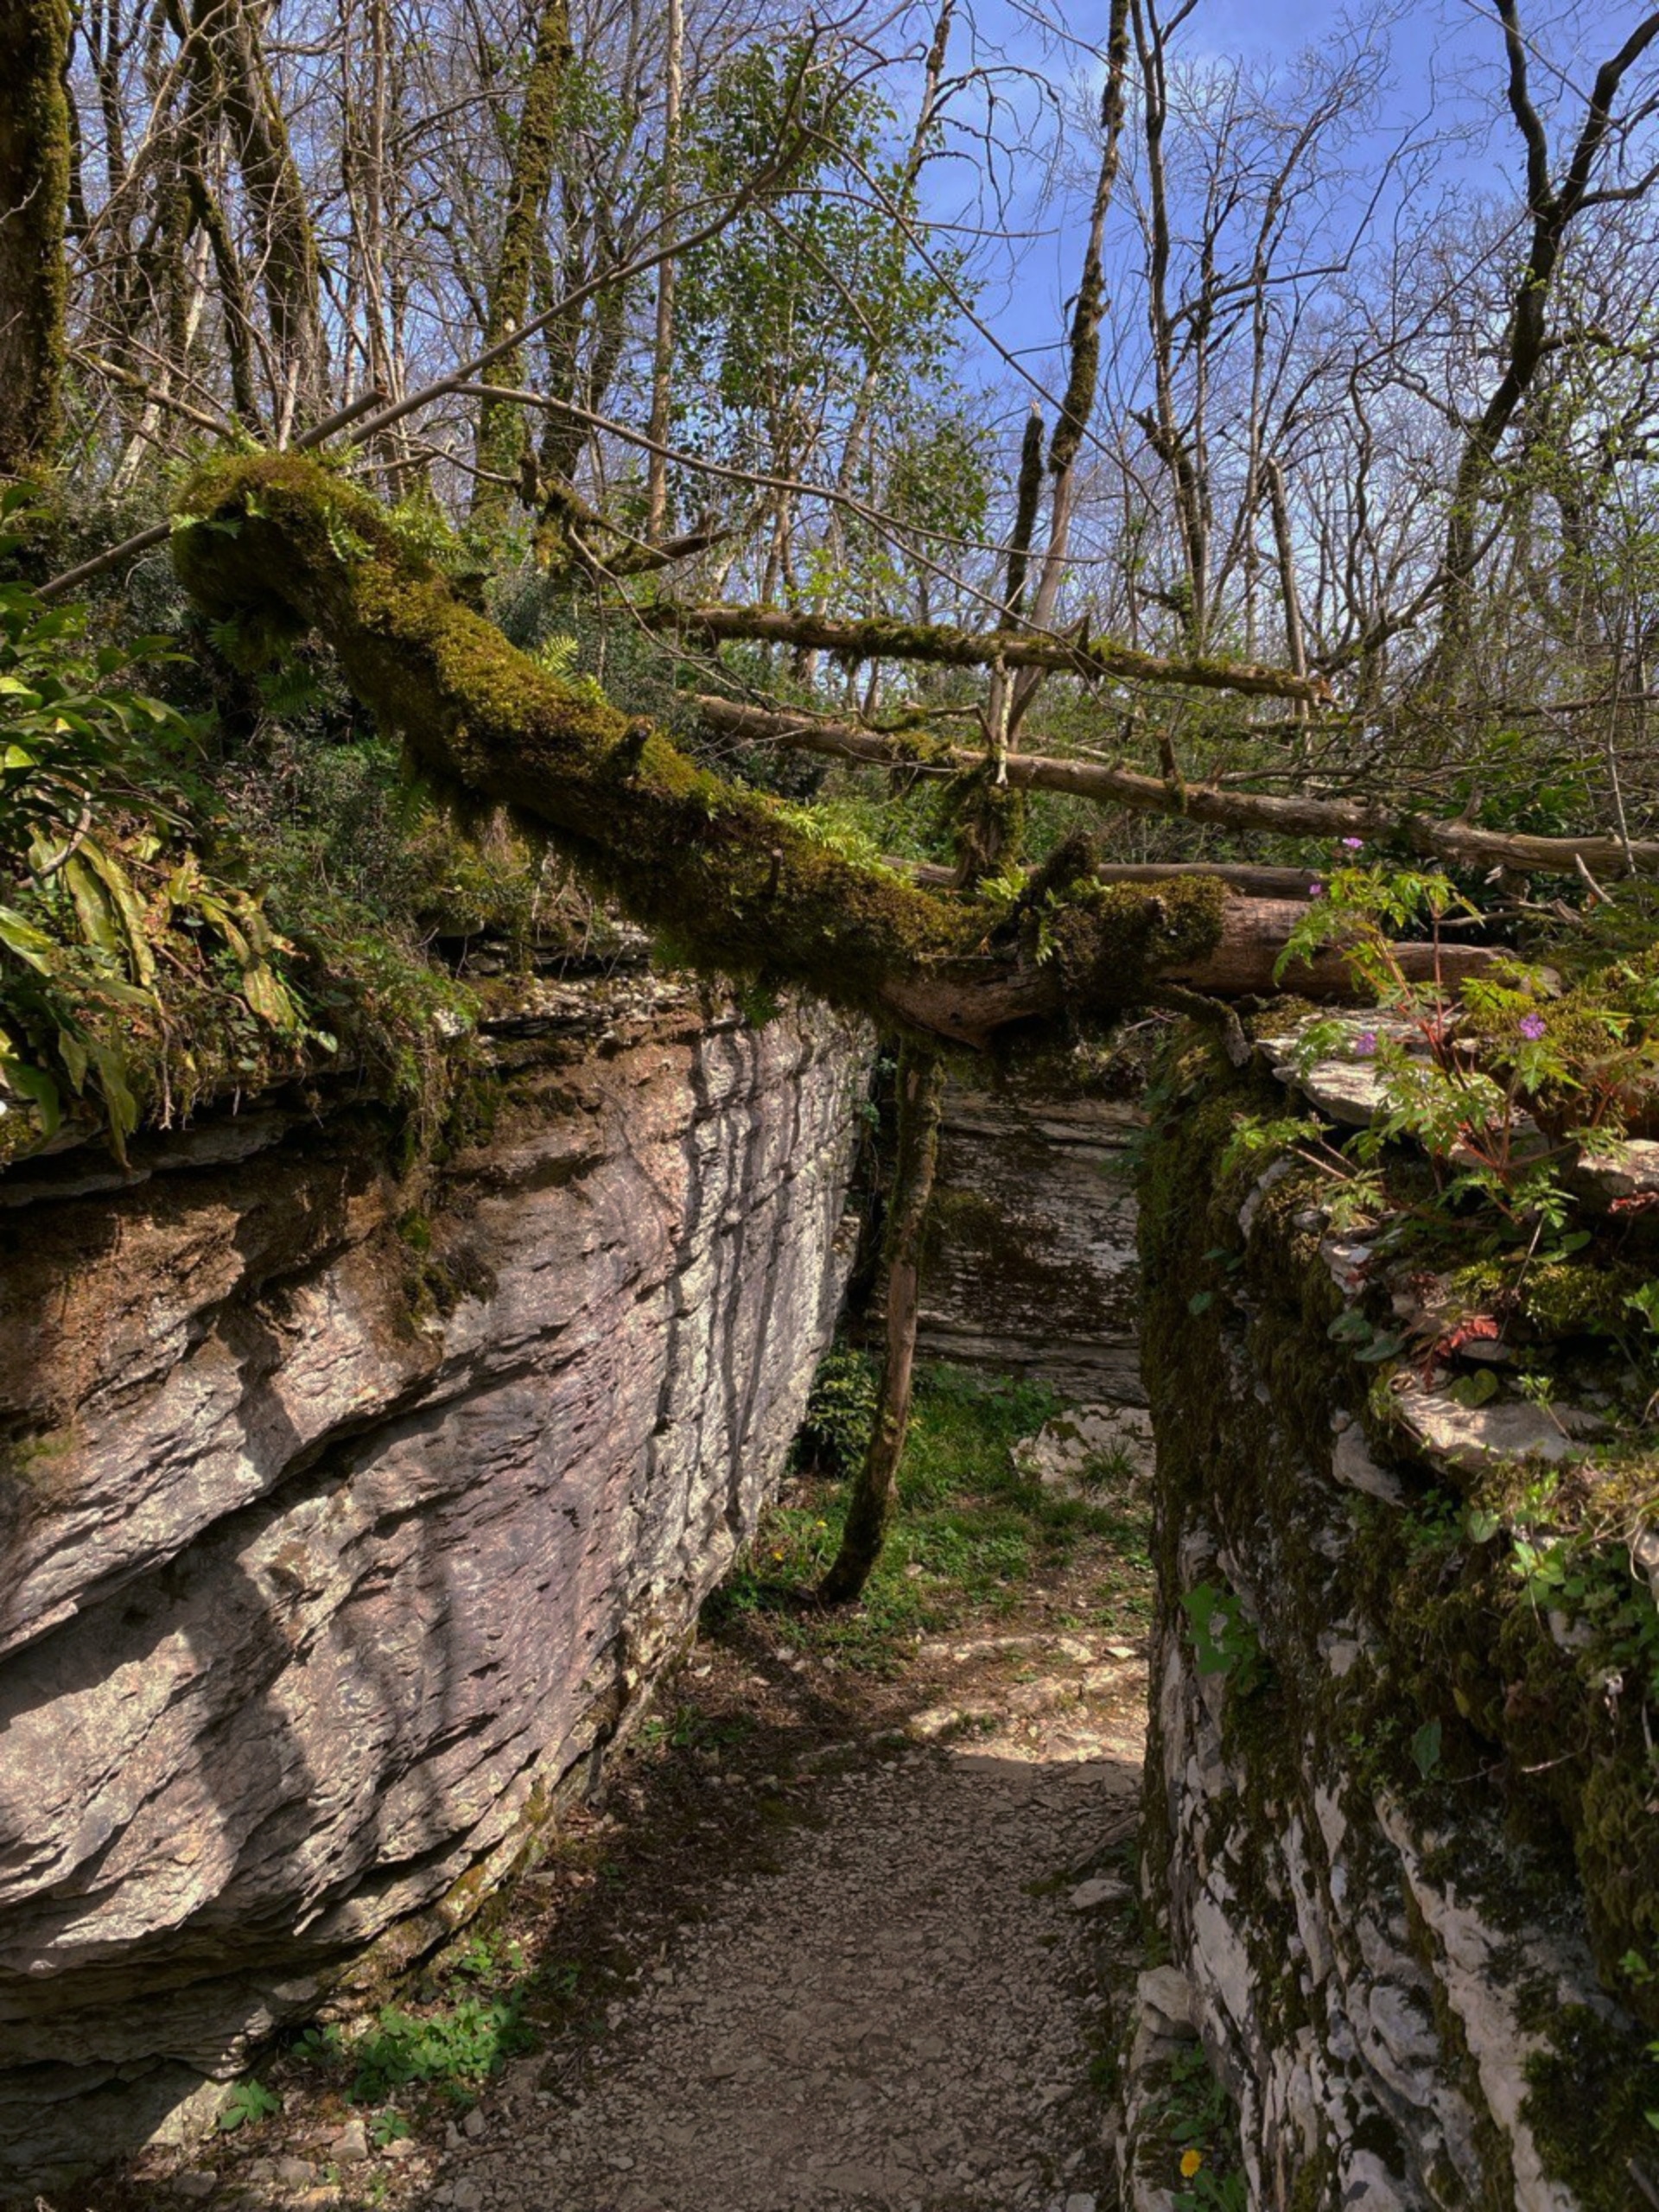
[420,1635,1145,2212]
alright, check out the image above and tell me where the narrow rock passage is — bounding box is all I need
[419,1643,1143,2212]
[105,1380,1154,2212]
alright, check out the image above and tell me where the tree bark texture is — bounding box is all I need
[0,0,72,478]
[474,0,574,514]
[817,1046,944,1605]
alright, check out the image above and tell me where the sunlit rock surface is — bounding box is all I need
[0,985,866,2186]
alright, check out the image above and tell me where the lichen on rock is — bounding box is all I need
[1122,1020,1659,2210]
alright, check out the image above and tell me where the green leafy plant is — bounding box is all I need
[218,2078,281,2132]
[1157,2043,1247,2211]
[796,1344,880,1478]
[1409,1717,1444,1779]
[1179,1581,1266,1694]
[451,1932,525,1991]
[0,489,315,1155]
[346,1996,532,2105]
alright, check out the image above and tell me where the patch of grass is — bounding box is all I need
[710,1361,1154,1670]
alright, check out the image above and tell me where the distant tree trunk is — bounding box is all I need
[1010,0,1129,734]
[817,1047,945,1607]
[0,0,72,479]
[644,0,683,541]
[474,0,573,521]
[173,0,328,436]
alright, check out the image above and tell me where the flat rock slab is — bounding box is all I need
[1392,1379,1606,1475]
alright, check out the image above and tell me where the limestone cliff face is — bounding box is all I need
[1123,1037,1656,2212]
[0,987,866,2188]
[918,1073,1142,1402]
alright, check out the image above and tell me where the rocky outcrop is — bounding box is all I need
[0,983,867,2189]
[918,1074,1143,1401]
[1121,1033,1659,2212]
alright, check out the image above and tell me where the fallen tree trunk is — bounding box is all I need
[696,695,1659,879]
[899,856,1324,898]
[169,458,1498,1049]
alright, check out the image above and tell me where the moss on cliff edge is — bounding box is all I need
[1135,1018,1659,2202]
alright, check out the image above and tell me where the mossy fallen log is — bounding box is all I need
[169,457,1496,1047]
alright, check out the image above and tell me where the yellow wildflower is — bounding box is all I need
[1180,2149,1204,2179]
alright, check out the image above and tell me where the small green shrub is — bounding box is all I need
[346,1996,532,2104]
[796,1344,879,1477]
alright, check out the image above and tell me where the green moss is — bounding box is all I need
[1522,2004,1659,2212]
[174,458,977,1026]
[1137,1019,1659,2199]
[474,0,573,501]
[1288,2147,1338,2211]
[1445,1255,1651,1340]
[0,0,72,474]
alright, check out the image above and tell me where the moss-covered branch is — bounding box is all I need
[643,601,1331,703]
[168,459,1463,1045]
[696,694,1659,879]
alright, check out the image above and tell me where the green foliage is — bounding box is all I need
[450,1930,525,1991]
[0,491,323,1157]
[1274,861,1659,1266]
[344,1996,532,2106]
[715,1361,1149,1671]
[217,2077,281,2132]
[1154,2044,1247,2211]
[796,1344,880,1478]
[1179,1581,1267,1695]
[671,38,983,608]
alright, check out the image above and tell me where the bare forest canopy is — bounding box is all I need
[6,0,1659,1073]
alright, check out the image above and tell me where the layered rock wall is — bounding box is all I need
[1122,1033,1658,2212]
[0,988,866,2187]
[918,1074,1143,1402]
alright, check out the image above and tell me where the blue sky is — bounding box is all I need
[915,0,1659,427]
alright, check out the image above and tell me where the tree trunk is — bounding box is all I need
[1437,3,1659,673]
[474,0,573,519]
[817,1046,945,1605]
[0,0,72,479]
[174,0,328,435]
[1020,0,1128,664]
[644,0,683,541]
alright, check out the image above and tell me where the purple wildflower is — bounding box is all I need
[1518,1012,1547,1042]
[1308,880,1325,899]
[1351,1030,1378,1059]
[1340,836,1364,851]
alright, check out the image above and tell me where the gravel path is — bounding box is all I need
[416,1650,1142,2212]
